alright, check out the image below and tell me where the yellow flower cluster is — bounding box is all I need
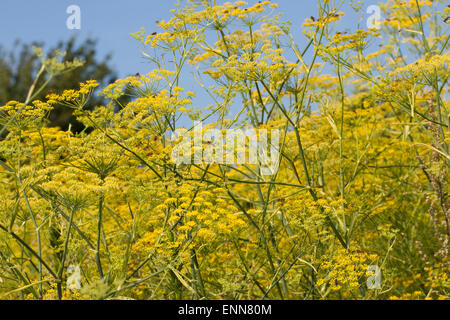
[317,249,378,291]
[303,12,345,28]
[46,80,99,108]
[0,100,52,129]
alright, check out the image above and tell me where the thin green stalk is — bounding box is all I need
[56,207,76,299]
[96,193,104,279]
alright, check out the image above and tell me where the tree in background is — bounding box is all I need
[0,37,117,132]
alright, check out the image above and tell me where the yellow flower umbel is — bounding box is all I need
[0,100,52,131]
[317,249,378,293]
[46,80,99,109]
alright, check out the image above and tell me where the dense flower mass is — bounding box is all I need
[0,0,448,300]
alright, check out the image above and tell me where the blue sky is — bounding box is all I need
[0,0,375,78]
